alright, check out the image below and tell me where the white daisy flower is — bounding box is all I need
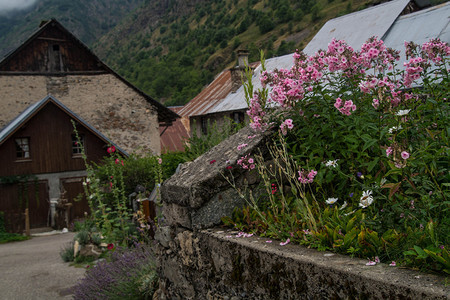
[325,160,339,168]
[326,197,339,205]
[359,190,374,208]
[396,109,411,116]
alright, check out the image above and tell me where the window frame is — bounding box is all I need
[71,134,85,157]
[15,137,31,160]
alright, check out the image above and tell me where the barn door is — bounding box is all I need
[0,180,49,232]
[60,177,90,222]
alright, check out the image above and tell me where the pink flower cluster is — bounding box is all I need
[280,119,294,135]
[247,93,267,131]
[246,36,449,134]
[237,154,255,170]
[334,98,356,116]
[298,169,317,184]
[403,56,424,87]
[418,39,450,64]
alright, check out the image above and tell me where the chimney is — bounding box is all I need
[230,49,252,93]
[237,49,249,69]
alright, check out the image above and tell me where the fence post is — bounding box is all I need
[24,208,30,236]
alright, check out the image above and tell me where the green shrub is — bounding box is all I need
[60,241,75,262]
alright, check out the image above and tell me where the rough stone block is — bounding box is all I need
[191,188,245,229]
[162,203,191,229]
[161,126,272,209]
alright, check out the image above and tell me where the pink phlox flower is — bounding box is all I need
[266,240,273,243]
[298,169,317,184]
[372,98,379,109]
[158,158,163,164]
[386,147,393,157]
[280,119,294,135]
[115,158,120,164]
[389,261,396,267]
[366,260,377,266]
[401,151,410,160]
[375,256,380,264]
[280,238,290,246]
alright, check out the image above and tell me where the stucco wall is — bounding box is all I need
[0,74,160,155]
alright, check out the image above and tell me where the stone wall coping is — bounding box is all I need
[201,228,449,299]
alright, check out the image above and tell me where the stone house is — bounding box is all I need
[0,18,178,156]
[0,95,127,231]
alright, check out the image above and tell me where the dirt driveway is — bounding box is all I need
[0,232,86,300]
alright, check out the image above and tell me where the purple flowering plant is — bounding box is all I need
[72,243,157,299]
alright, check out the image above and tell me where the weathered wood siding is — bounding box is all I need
[0,101,107,177]
[0,180,49,232]
[0,23,104,73]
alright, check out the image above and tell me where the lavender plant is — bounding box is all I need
[72,244,157,300]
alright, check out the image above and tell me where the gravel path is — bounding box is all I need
[0,232,86,300]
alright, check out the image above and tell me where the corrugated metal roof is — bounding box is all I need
[208,0,448,115]
[383,1,450,65]
[178,70,234,117]
[0,94,128,155]
[302,0,410,55]
[160,106,189,153]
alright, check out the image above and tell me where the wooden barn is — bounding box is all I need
[0,95,127,232]
[0,18,178,155]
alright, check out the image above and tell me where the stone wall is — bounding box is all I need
[0,74,160,154]
[155,125,449,299]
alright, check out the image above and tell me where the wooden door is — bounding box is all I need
[0,180,49,232]
[60,177,90,221]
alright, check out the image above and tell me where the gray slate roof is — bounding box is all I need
[206,0,449,115]
[0,94,128,155]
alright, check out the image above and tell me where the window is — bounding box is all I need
[232,112,245,124]
[201,117,208,135]
[15,138,30,159]
[72,134,84,155]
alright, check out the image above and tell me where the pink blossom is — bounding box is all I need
[280,238,290,246]
[237,143,248,151]
[365,261,376,266]
[280,119,294,135]
[401,151,410,160]
[158,158,163,164]
[389,261,396,267]
[298,169,317,184]
[107,146,116,153]
[386,147,393,157]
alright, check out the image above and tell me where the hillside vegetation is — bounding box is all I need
[2,0,443,106]
[95,0,377,106]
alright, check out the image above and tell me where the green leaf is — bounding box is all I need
[367,157,379,172]
[414,246,428,259]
